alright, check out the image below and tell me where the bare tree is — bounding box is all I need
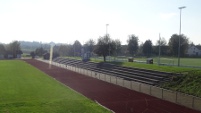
[94,35,115,62]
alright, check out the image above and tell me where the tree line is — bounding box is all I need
[28,33,197,62]
[0,33,198,61]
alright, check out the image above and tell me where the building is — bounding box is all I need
[0,54,4,59]
[186,45,201,56]
[16,54,22,59]
[43,52,59,60]
[8,54,14,59]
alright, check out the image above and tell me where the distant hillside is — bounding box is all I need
[20,41,60,54]
[20,41,41,53]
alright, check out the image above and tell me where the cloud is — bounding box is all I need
[159,13,177,20]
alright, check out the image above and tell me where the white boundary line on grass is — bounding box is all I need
[95,100,115,113]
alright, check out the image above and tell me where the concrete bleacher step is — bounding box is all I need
[52,57,174,86]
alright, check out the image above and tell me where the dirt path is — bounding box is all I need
[24,59,201,113]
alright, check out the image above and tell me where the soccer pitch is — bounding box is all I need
[0,60,110,113]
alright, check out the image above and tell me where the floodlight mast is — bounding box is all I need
[178,6,186,67]
[158,33,161,65]
[49,43,54,69]
[106,24,110,61]
[179,6,186,9]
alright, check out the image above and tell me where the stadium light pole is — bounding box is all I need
[158,33,161,65]
[106,24,110,61]
[178,6,186,67]
[49,43,54,69]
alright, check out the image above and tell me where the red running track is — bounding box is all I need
[24,59,201,113]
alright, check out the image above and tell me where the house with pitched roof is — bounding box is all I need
[186,45,201,56]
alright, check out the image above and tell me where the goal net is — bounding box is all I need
[158,58,175,66]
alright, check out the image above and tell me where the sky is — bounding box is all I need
[0,0,201,45]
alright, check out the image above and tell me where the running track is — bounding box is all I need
[24,59,201,113]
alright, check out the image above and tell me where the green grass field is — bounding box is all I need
[0,60,110,113]
[90,56,201,66]
[134,57,201,67]
[89,57,200,73]
[109,61,198,73]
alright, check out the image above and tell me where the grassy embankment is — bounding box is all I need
[0,60,110,113]
[161,70,201,97]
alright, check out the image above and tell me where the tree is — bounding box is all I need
[83,39,95,54]
[143,40,152,57]
[66,44,74,56]
[94,35,115,62]
[156,37,167,46]
[154,37,168,56]
[35,47,47,56]
[73,40,82,57]
[6,41,22,58]
[0,44,6,56]
[119,45,129,56]
[137,42,144,56]
[127,35,139,57]
[189,42,194,47]
[168,34,189,56]
[30,51,35,59]
[58,45,68,56]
